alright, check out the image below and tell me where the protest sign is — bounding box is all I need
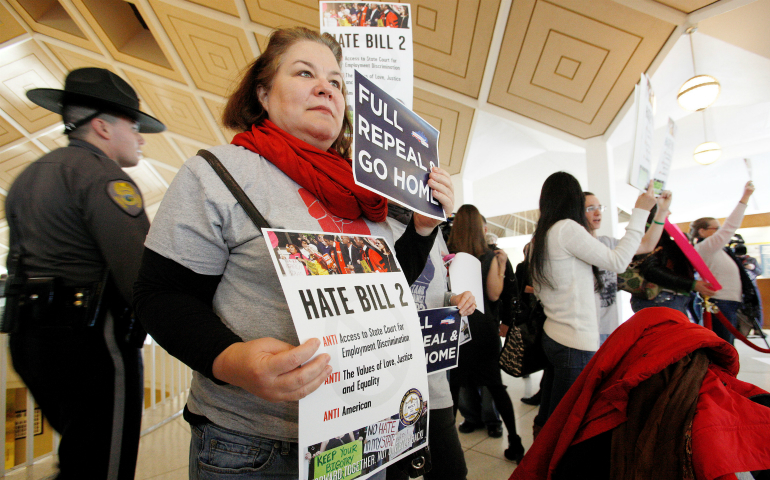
[265,229,429,480]
[629,73,655,191]
[419,307,462,374]
[320,2,413,110]
[651,118,677,194]
[353,70,444,220]
[447,252,484,314]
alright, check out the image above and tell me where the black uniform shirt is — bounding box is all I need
[6,139,150,303]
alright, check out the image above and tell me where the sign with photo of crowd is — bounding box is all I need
[264,229,429,480]
[320,2,413,110]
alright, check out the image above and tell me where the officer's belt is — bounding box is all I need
[17,277,103,330]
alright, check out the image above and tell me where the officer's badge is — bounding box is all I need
[107,180,143,217]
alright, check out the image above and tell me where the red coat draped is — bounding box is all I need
[510,307,770,480]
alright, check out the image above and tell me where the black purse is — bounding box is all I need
[499,297,547,377]
[389,444,432,478]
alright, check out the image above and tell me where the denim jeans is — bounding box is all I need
[537,332,595,424]
[190,422,296,480]
[630,291,692,316]
[189,421,387,480]
[710,298,742,345]
[458,386,501,427]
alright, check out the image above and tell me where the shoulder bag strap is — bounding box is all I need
[197,149,271,230]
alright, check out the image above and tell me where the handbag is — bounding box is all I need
[389,444,432,479]
[499,298,547,377]
[617,247,663,300]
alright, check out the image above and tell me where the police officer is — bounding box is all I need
[4,68,165,480]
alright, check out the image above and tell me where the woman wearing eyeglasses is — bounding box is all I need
[528,172,655,423]
[584,191,672,343]
[690,181,756,344]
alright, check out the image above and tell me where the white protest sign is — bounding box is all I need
[651,118,677,194]
[448,252,484,314]
[629,73,655,191]
[264,229,429,480]
[320,2,413,110]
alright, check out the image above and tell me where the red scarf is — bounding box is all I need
[231,120,387,222]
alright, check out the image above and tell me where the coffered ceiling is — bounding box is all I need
[0,0,764,261]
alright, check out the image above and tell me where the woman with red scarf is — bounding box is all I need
[133,27,454,480]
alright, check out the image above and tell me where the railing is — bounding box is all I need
[0,334,191,477]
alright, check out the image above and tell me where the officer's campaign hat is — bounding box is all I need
[26,68,165,134]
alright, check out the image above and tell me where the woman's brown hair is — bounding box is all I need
[447,204,489,259]
[689,217,716,244]
[222,27,353,158]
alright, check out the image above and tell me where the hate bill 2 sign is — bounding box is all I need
[353,70,444,221]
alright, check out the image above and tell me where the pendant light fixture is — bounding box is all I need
[677,27,721,112]
[693,110,721,165]
[693,141,721,165]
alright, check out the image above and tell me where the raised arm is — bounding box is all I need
[694,181,755,257]
[637,190,672,254]
[563,187,656,273]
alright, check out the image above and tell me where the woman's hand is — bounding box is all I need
[655,190,673,220]
[212,337,332,402]
[694,280,717,297]
[634,182,657,211]
[413,167,454,236]
[740,181,755,205]
[450,291,476,316]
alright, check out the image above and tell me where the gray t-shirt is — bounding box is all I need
[596,235,620,338]
[389,219,453,410]
[145,145,393,442]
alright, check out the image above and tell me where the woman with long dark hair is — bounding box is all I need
[447,204,525,463]
[528,172,655,423]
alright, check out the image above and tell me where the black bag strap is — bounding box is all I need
[197,149,271,230]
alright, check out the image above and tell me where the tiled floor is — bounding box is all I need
[9,334,770,480]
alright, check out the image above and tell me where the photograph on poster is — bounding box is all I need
[267,231,401,277]
[305,405,427,480]
[321,3,410,29]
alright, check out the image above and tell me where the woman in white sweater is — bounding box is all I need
[690,181,755,344]
[528,172,655,422]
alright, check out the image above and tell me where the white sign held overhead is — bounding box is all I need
[629,73,655,191]
[651,118,677,194]
[320,2,414,111]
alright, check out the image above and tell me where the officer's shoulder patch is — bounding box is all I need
[106,180,144,217]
